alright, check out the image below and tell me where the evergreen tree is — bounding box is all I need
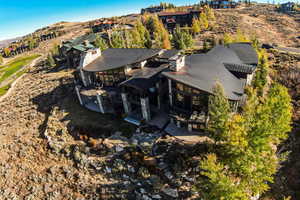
[94,35,108,50]
[110,32,126,48]
[144,29,152,48]
[147,15,171,49]
[208,82,231,142]
[252,49,269,96]
[47,53,56,67]
[172,26,194,50]
[199,154,249,200]
[28,37,37,50]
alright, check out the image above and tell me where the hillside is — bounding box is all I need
[0,3,299,200]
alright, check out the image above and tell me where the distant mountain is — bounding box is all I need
[0,37,23,48]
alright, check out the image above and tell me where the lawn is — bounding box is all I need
[0,84,10,96]
[0,54,40,84]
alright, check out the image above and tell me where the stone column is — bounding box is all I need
[188,124,193,132]
[80,69,88,87]
[75,85,83,105]
[96,92,105,114]
[156,82,161,109]
[176,120,181,128]
[168,79,173,106]
[121,93,131,114]
[141,97,151,122]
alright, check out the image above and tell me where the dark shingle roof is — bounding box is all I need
[83,48,163,72]
[163,44,258,100]
[158,49,180,59]
[224,63,256,74]
[228,43,258,65]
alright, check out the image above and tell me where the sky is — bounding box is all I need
[0,0,298,41]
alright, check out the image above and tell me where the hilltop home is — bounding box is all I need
[200,0,238,9]
[279,2,296,13]
[141,6,165,14]
[158,10,202,31]
[59,33,108,68]
[91,20,133,33]
[73,43,258,132]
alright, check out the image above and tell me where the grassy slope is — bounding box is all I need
[0,54,40,97]
[0,54,40,83]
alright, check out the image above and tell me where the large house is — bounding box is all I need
[158,10,202,31]
[279,2,296,13]
[59,33,108,68]
[200,0,238,9]
[73,43,258,132]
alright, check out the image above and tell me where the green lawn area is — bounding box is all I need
[0,84,10,96]
[0,54,40,84]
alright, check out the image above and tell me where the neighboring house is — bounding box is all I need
[59,33,108,68]
[91,21,133,33]
[158,10,201,31]
[73,42,258,132]
[141,6,165,14]
[40,32,57,41]
[279,2,296,13]
[200,0,238,9]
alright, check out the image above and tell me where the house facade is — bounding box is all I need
[279,2,296,13]
[200,0,238,9]
[59,33,109,68]
[158,10,202,31]
[73,43,258,132]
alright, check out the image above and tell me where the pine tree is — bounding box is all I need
[199,154,249,200]
[252,49,269,96]
[28,37,37,50]
[47,53,56,67]
[208,82,231,142]
[148,15,171,49]
[144,29,152,48]
[172,26,194,50]
[110,32,125,48]
[94,35,108,50]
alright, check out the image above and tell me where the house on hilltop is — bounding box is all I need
[158,10,202,31]
[279,2,296,13]
[200,0,238,9]
[72,42,258,132]
[59,33,108,68]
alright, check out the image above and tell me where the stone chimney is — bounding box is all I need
[83,40,90,47]
[169,55,186,72]
[79,48,101,69]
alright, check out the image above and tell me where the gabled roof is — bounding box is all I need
[83,48,163,72]
[224,63,256,74]
[228,43,258,65]
[158,49,180,59]
[163,44,258,100]
[163,54,245,100]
